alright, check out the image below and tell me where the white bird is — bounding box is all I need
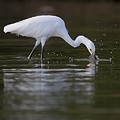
[4,15,96,60]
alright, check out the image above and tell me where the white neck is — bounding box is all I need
[60,32,90,48]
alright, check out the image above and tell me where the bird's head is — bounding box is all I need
[77,36,95,55]
[87,40,95,55]
[78,36,98,60]
[86,39,99,60]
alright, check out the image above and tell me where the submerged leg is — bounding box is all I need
[28,40,41,59]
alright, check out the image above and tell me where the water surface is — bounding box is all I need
[0,37,120,120]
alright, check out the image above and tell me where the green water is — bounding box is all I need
[0,2,120,120]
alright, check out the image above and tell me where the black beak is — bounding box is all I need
[93,54,97,60]
[89,53,99,61]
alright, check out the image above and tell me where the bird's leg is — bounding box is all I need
[28,46,36,59]
[40,37,46,59]
[28,40,40,59]
[41,47,44,59]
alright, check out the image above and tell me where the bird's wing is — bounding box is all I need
[4,16,57,38]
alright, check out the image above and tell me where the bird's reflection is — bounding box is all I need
[3,60,97,117]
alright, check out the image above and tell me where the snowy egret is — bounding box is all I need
[4,15,97,60]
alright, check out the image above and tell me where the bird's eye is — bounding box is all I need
[89,49,93,54]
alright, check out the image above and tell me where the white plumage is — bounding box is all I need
[4,15,96,59]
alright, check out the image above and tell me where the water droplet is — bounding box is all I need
[103,33,107,36]
[109,58,112,61]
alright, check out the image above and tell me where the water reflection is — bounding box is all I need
[0,69,4,89]
[3,61,96,119]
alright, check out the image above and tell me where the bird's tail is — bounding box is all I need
[4,22,21,34]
